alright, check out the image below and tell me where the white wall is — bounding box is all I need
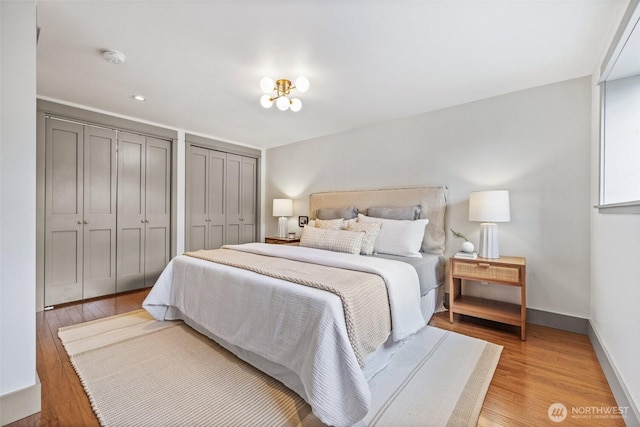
[266,77,592,318]
[590,11,640,420]
[0,0,39,420]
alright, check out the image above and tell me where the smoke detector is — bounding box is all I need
[101,49,126,64]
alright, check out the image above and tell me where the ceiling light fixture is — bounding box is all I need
[132,94,147,101]
[101,49,126,64]
[260,76,309,112]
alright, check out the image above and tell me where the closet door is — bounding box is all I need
[144,137,171,287]
[225,154,242,245]
[240,156,257,244]
[82,126,117,298]
[117,132,146,292]
[44,119,84,305]
[208,150,226,249]
[225,154,257,245]
[187,146,210,251]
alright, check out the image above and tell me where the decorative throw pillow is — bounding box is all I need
[316,206,359,220]
[347,221,381,255]
[365,205,422,220]
[314,218,345,230]
[300,226,364,255]
[357,214,428,258]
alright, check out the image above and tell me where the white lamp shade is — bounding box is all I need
[295,76,309,92]
[468,191,510,223]
[260,94,273,108]
[260,77,274,93]
[273,199,293,217]
[290,98,302,112]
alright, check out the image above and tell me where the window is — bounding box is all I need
[599,3,640,212]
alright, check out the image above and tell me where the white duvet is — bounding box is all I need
[143,243,425,426]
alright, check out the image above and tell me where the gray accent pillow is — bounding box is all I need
[316,206,359,220]
[366,205,422,220]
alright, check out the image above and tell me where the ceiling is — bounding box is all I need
[36,1,627,149]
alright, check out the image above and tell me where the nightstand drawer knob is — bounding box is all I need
[478,263,491,268]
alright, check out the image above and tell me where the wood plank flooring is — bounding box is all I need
[9,290,624,426]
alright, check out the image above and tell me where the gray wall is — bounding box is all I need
[266,76,592,318]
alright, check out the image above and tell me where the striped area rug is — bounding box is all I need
[59,310,502,427]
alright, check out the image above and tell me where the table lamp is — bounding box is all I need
[273,198,293,238]
[468,190,510,259]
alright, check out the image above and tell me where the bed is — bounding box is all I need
[143,186,447,426]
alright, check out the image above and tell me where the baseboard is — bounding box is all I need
[588,322,640,427]
[0,375,41,426]
[526,308,589,335]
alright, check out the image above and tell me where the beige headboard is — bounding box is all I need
[309,186,447,254]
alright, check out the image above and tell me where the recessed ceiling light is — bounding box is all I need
[132,95,147,101]
[101,49,126,64]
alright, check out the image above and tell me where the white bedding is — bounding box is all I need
[143,243,425,426]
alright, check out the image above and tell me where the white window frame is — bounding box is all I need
[598,2,640,214]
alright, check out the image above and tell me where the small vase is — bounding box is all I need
[460,241,474,253]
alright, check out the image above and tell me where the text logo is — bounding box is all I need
[548,402,568,423]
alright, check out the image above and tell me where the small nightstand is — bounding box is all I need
[448,255,527,340]
[265,236,300,245]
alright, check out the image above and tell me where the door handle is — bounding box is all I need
[77,220,82,225]
[83,220,88,224]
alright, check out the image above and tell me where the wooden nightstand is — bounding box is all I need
[265,236,300,245]
[448,255,527,340]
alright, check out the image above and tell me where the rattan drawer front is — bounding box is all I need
[453,262,520,283]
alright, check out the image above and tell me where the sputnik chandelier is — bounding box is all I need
[259,76,309,112]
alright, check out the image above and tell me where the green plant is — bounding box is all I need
[450,228,469,242]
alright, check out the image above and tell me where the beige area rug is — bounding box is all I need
[59,310,502,427]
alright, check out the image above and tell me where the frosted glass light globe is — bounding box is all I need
[290,98,302,112]
[295,76,309,92]
[260,77,274,93]
[260,94,273,108]
[276,96,290,111]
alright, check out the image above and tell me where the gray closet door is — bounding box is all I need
[187,147,226,251]
[82,126,117,298]
[117,133,171,291]
[240,156,257,244]
[226,154,257,245]
[208,150,226,249]
[117,132,146,292]
[225,154,242,245]
[187,146,209,251]
[144,137,171,287]
[44,119,84,305]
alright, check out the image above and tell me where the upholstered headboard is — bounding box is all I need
[309,186,447,254]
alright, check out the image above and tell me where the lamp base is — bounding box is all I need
[478,223,499,259]
[278,216,288,238]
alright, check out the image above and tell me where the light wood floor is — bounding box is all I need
[9,290,624,427]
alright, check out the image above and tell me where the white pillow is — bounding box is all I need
[300,226,364,255]
[357,214,428,258]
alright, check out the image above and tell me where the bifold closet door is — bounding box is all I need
[44,120,117,305]
[226,154,257,245]
[117,132,170,291]
[117,132,146,292]
[187,147,226,251]
[187,146,209,251]
[144,137,171,287]
[44,120,84,305]
[82,126,117,298]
